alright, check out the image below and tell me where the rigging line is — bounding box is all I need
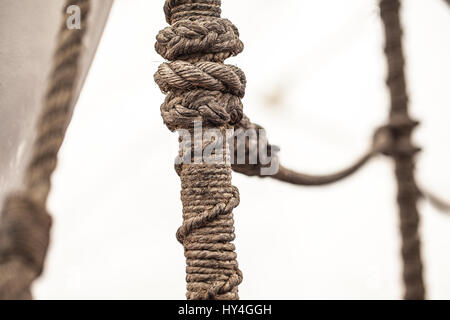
[0,0,91,300]
[380,0,426,300]
[234,143,382,187]
[272,149,377,187]
[421,189,450,213]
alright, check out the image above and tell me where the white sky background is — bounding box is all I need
[34,0,450,299]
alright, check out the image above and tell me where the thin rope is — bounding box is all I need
[380,0,425,300]
[232,123,390,186]
[0,0,90,299]
[421,190,450,213]
[155,0,244,300]
[273,155,374,187]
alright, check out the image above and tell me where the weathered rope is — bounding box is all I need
[421,189,450,213]
[272,157,374,187]
[0,0,90,299]
[232,120,390,186]
[155,0,243,300]
[380,0,425,300]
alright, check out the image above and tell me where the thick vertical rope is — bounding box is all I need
[155,0,244,299]
[0,0,90,299]
[177,129,242,300]
[380,0,426,299]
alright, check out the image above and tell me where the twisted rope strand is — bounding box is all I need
[380,0,425,300]
[26,0,90,204]
[0,0,90,299]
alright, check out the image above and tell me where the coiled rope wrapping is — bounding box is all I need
[0,0,90,299]
[177,134,242,300]
[155,0,244,299]
[380,0,425,299]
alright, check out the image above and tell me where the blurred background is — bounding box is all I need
[6,0,450,299]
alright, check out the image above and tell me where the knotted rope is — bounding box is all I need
[232,119,389,186]
[380,0,425,300]
[155,0,244,300]
[0,0,90,299]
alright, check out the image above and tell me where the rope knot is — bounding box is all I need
[155,61,246,97]
[156,0,245,132]
[374,115,421,157]
[156,18,243,62]
[157,0,244,300]
[155,60,246,130]
[231,116,280,177]
[161,89,243,131]
[0,194,52,275]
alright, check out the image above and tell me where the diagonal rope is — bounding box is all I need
[0,0,91,300]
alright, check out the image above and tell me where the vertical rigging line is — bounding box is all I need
[379,0,426,300]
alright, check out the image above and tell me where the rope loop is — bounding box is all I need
[156,0,244,300]
[155,0,245,132]
[155,60,246,131]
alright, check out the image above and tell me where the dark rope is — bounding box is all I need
[273,150,376,187]
[380,0,426,300]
